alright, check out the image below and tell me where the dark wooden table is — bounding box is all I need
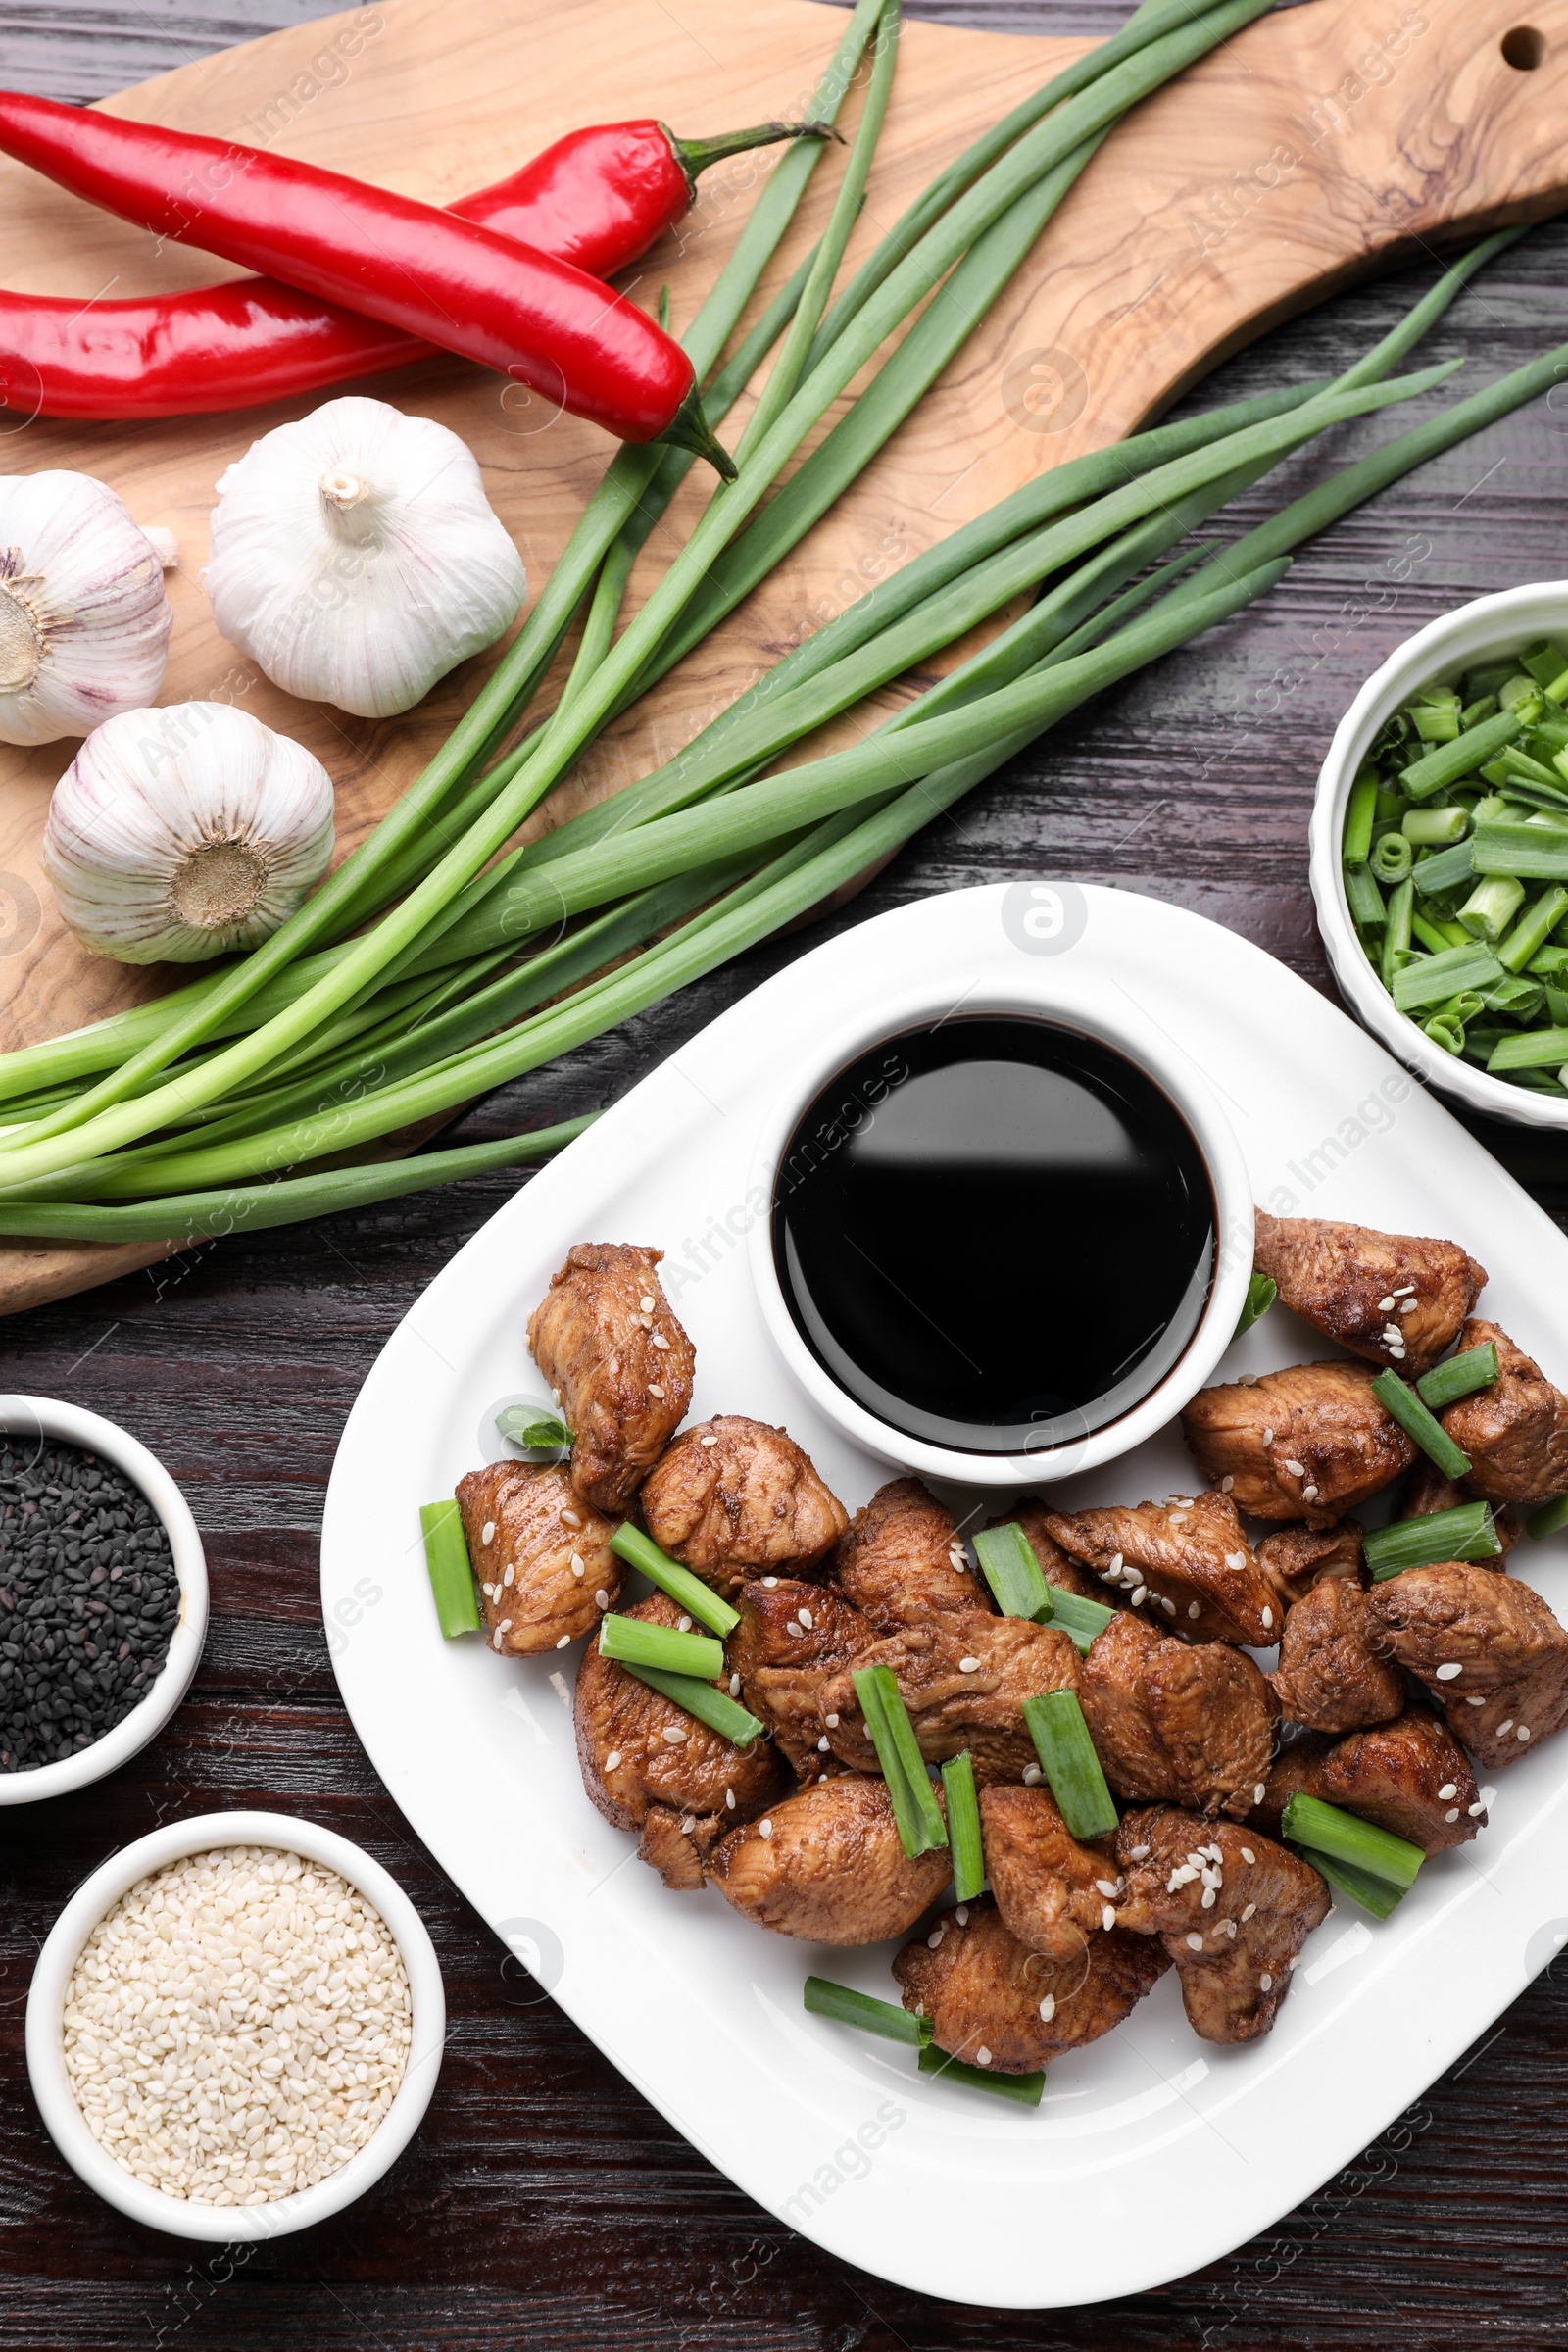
[5,2,1568,2344]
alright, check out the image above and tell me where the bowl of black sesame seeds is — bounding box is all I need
[0,1397,207,1803]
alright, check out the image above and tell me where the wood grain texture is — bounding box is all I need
[3,0,1568,1310]
[5,1,1568,2345]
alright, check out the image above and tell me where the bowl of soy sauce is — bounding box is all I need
[747,989,1253,1487]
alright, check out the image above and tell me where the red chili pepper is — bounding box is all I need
[0,90,742,469]
[0,116,823,423]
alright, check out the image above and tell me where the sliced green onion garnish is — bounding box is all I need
[618,1660,764,1746]
[1363,1498,1500,1579]
[1415,1343,1499,1410]
[1370,831,1413,884]
[1039,1585,1116,1655]
[1527,1494,1568,1539]
[1022,1690,1118,1842]
[1281,1791,1424,1890]
[916,2043,1045,2103]
[495,1405,570,1449]
[598,1614,725,1678]
[972,1522,1051,1621]
[1235,1270,1277,1337]
[1345,864,1387,928]
[1488,1025,1568,1071]
[1371,1368,1471,1480]
[1391,941,1501,1010]
[1402,805,1469,845]
[419,1499,480,1639]
[804,1975,933,2045]
[853,1664,949,1857]
[1411,840,1478,896]
[1459,873,1527,943]
[942,1752,986,1901]
[608,1523,740,1637]
[1343,770,1378,864]
[1471,819,1568,881]
[1288,1842,1406,1920]
[1399,707,1523,801]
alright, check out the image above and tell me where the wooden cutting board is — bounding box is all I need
[1,0,1567,1313]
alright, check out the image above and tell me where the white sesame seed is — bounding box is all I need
[1189,1601,1201,1620]
[677,1615,692,1634]
[817,1736,830,1751]
[556,1634,571,1650]
[562,1508,582,1529]
[975,2046,992,2067]
[1382,1324,1402,1344]
[1102,1905,1116,1930]
[1225,1550,1248,1571]
[1200,1888,1216,1909]
[1186,1933,1203,1951]
[729,1673,742,1696]
[1288,1954,1300,1970]
[1221,1476,1235,1494]
[652,1333,669,1351]
[1377,1296,1396,1313]
[640,1295,655,1312]
[493,1628,505,1650]
[1096,1879,1118,1898]
[1131,1588,1148,1608]
[761,1577,779,1589]
[1400,1300,1417,1317]
[758,1819,773,1839]
[725,1788,736,1809]
[552,1387,563,1403]
[1438,1783,1457,1800]
[680,1815,695,1835]
[1108,1552,1124,1574]
[1393,1285,1415,1298]
[1518,1725,1532,1741]
[1445,1807,1460,1823]
[662,1725,685,1744]
[1038,1994,1054,2022]
[956,1906,968,1925]
[1241,1902,1256,1922]
[825,1713,839,1729]
[1302,1486,1320,1503]
[1389,1346,1405,1361]
[700,1434,717,1448]
[1284,1458,1305,1478]
[959,1656,981,1674]
[606,1749,622,1771]
[1436,1662,1463,1682]
[1467,1694,1486,1705]
[647,1383,665,1399]
[1239,1373,1258,1386]
[1260,1607,1273,1632]
[1259,1973,1273,1993]
[927,1926,945,1949]
[1468,1799,1485,1817]
[480,1521,496,1546]
[1129,1843,1150,1861]
[799,1607,814,1630]
[1261,1426,1274,1446]
[595,1590,611,1610]
[1022,1763,1043,1787]
[1160,1595,1176,1616]
[786,1621,803,1639]
[1253,1785,1266,1805]
[570,1554,585,1579]
[502,1566,514,1588]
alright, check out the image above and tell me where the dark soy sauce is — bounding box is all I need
[772,1016,1215,1454]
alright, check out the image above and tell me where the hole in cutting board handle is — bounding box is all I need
[1501,24,1547,68]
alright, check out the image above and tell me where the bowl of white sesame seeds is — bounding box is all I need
[24,1810,444,2239]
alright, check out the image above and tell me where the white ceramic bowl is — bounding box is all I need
[745,969,1254,1488]
[1309,579,1568,1130]
[26,1808,446,2240]
[0,1396,208,1805]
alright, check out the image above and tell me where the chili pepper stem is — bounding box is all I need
[668,119,842,194]
[657,383,739,479]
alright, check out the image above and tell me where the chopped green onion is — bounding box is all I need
[1411,910,1461,957]
[1423,1012,1465,1054]
[1022,1690,1118,1841]
[1471,819,1568,881]
[1288,1842,1406,1919]
[853,1664,949,1857]
[1496,885,1568,972]
[1409,699,1459,743]
[1281,1791,1424,1890]
[1038,1585,1116,1654]
[1415,1343,1498,1410]
[598,1614,725,1678]
[972,1522,1051,1620]
[1391,942,1503,1010]
[618,1661,764,1746]
[1369,831,1413,884]
[495,1405,570,1449]
[1343,769,1379,864]
[1363,1499,1500,1580]
[1459,873,1527,943]
[942,1752,986,1901]
[1236,1271,1277,1337]
[1345,864,1387,928]
[1479,972,1544,1019]
[916,2043,1045,2103]
[1371,1368,1471,1480]
[1412,841,1478,896]
[1522,639,1567,688]
[1402,805,1469,846]
[608,1522,740,1637]
[1488,1025,1568,1071]
[1381,878,1414,991]
[804,1976,933,2045]
[1399,708,1523,801]
[1526,1494,1568,1540]
[419,1500,480,1639]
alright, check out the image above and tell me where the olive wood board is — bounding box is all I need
[2,0,1567,1313]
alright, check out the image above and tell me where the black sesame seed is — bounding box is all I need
[0,1437,177,1773]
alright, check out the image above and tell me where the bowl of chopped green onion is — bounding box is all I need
[1310,582,1568,1127]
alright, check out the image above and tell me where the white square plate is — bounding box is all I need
[323,884,1568,2307]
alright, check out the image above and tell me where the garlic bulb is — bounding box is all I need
[44,703,335,964]
[205,396,526,718]
[0,470,172,746]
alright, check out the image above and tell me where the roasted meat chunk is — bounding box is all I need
[706,1776,951,1942]
[826,1477,984,1633]
[456,1460,620,1657]
[1368,1562,1568,1768]
[574,1593,787,1865]
[818,1613,1079,1786]
[1006,1504,1118,1606]
[637,1806,727,1890]
[1182,1360,1415,1526]
[979,1785,1124,1963]
[1269,1574,1404,1735]
[726,1577,880,1782]
[1114,1809,1330,2043]
[639,1415,848,1595]
[1251,1210,1487,1376]
[1308,1710,1485,1852]
[1441,1319,1568,1507]
[893,1894,1168,2072]
[1079,1611,1277,1819]
[1255,1520,1364,1612]
[526,1243,695,1514]
[1250,1734,1334,1836]
[1044,1490,1278,1645]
